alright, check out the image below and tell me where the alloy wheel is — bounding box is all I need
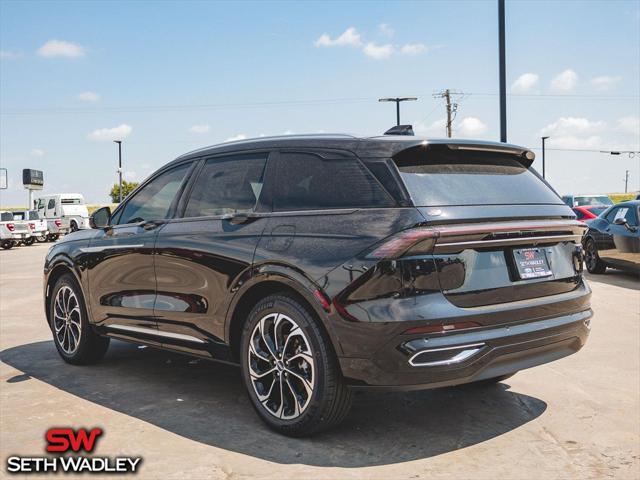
[585,241,597,270]
[53,286,82,354]
[247,313,315,420]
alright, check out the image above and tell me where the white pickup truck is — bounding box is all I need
[35,193,89,233]
[11,210,49,244]
[0,211,32,249]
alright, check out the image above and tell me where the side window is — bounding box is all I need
[37,199,45,209]
[610,206,638,226]
[184,154,267,217]
[573,209,584,220]
[605,208,620,222]
[272,152,393,211]
[47,199,55,210]
[115,163,190,225]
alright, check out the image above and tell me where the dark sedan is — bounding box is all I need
[583,200,640,274]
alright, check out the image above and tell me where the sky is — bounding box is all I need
[1,0,639,206]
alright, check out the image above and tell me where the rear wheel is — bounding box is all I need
[240,294,352,437]
[1,241,13,250]
[584,238,606,274]
[47,234,59,242]
[70,221,78,232]
[24,237,35,246]
[49,273,110,365]
[36,235,48,243]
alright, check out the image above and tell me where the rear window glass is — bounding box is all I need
[589,207,607,217]
[574,195,613,206]
[1,212,14,221]
[394,148,561,206]
[61,198,82,204]
[273,152,393,211]
[12,212,25,220]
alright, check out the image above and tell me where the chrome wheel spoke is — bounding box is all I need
[53,286,82,355]
[248,312,315,420]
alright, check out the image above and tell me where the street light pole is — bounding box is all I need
[541,136,549,179]
[114,140,122,203]
[378,97,418,126]
[498,0,507,143]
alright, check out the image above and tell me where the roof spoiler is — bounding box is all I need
[384,125,414,136]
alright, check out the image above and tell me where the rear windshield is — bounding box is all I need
[589,206,607,216]
[61,198,83,204]
[574,195,613,206]
[1,212,13,221]
[12,212,25,220]
[394,148,561,206]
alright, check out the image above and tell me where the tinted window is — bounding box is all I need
[273,152,393,211]
[574,195,613,206]
[184,154,267,217]
[1,212,13,221]
[116,163,190,225]
[61,198,82,205]
[47,199,55,209]
[573,209,584,220]
[589,206,607,217]
[12,212,25,220]
[607,206,639,226]
[395,148,561,206]
[37,199,45,209]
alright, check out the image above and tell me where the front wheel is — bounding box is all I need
[49,273,110,365]
[584,238,606,274]
[240,294,352,437]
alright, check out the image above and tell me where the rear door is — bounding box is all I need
[153,152,270,356]
[87,162,192,342]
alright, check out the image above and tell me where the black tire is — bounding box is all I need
[24,236,35,246]
[70,221,78,232]
[48,234,59,242]
[1,241,13,250]
[36,235,48,243]
[49,273,110,365]
[584,237,606,274]
[240,294,352,437]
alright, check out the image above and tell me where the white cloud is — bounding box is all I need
[590,75,622,90]
[37,39,86,58]
[458,117,488,136]
[87,124,132,141]
[616,116,639,136]
[77,91,100,102]
[314,27,362,48]
[551,69,578,92]
[224,133,247,142]
[400,43,426,56]
[540,116,606,137]
[0,50,22,60]
[379,23,394,38]
[547,136,604,150]
[124,171,137,181]
[511,73,539,93]
[30,148,45,157]
[363,42,394,60]
[189,124,210,134]
[413,118,447,137]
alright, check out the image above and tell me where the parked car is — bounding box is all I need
[35,193,89,233]
[44,134,592,436]
[572,205,608,222]
[561,194,613,208]
[582,200,640,274]
[0,211,32,249]
[12,210,48,243]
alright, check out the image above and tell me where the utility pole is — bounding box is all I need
[498,0,507,142]
[433,89,462,138]
[114,140,123,203]
[541,136,549,179]
[378,97,418,126]
[624,170,629,193]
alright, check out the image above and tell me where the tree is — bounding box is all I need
[109,180,139,203]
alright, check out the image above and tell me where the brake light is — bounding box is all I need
[6,223,15,232]
[29,223,35,230]
[54,220,62,227]
[403,321,481,335]
[367,228,438,259]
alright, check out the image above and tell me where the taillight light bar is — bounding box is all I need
[367,228,438,259]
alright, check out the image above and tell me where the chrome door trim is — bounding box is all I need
[79,244,145,253]
[107,324,205,343]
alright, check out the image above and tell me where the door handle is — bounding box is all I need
[142,221,163,231]
[222,212,260,225]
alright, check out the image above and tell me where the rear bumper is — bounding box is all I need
[339,308,591,390]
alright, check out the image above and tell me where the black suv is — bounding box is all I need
[44,134,592,436]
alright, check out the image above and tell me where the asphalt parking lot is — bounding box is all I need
[1,242,638,479]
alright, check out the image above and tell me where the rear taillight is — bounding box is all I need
[54,220,62,227]
[367,228,438,259]
[29,223,35,230]
[6,223,15,232]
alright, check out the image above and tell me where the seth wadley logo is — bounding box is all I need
[6,427,142,474]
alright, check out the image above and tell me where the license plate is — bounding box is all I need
[512,247,552,279]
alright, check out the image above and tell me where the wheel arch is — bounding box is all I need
[44,260,83,327]
[225,272,339,363]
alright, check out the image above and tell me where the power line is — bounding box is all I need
[433,89,464,138]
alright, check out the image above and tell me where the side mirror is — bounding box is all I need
[613,216,637,232]
[90,206,111,229]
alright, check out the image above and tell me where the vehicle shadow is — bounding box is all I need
[585,270,640,291]
[1,340,546,468]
